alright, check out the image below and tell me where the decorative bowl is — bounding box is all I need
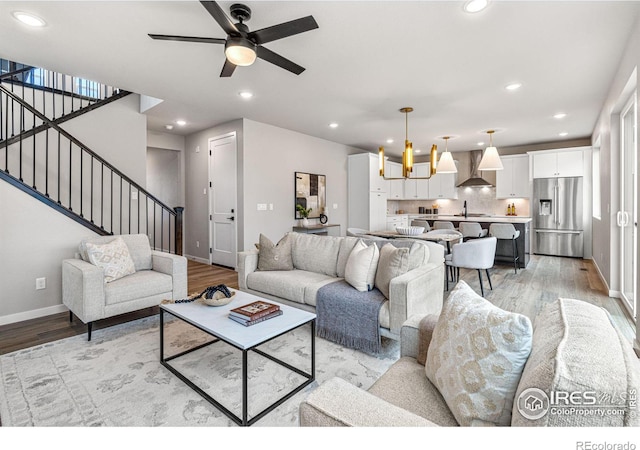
[202,290,236,307]
[396,226,425,236]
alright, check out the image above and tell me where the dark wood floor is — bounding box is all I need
[0,255,636,356]
[0,260,239,355]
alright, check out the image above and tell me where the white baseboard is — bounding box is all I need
[591,258,613,297]
[185,254,210,265]
[0,304,68,326]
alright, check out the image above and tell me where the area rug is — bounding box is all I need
[0,315,399,426]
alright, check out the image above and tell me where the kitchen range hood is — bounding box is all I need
[456,150,494,187]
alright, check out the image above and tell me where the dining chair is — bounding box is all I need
[433,221,455,230]
[459,222,488,241]
[410,219,432,231]
[445,237,497,297]
[489,223,520,274]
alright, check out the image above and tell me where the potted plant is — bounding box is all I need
[296,204,312,227]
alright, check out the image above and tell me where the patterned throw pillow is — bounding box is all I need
[344,240,379,291]
[425,281,533,426]
[257,234,294,271]
[85,237,136,283]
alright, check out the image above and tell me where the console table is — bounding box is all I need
[292,224,341,236]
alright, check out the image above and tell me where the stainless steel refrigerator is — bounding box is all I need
[533,177,584,257]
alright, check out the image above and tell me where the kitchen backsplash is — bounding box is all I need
[388,187,531,217]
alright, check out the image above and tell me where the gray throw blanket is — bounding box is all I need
[316,280,386,354]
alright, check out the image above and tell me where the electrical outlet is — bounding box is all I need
[196,146,200,153]
[333,203,338,209]
[36,277,46,290]
[269,204,273,210]
[131,191,138,200]
[257,203,267,211]
[203,188,207,195]
[196,241,200,248]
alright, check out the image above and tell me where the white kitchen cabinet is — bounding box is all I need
[404,163,430,199]
[348,153,389,232]
[386,215,409,231]
[387,162,404,199]
[370,192,388,231]
[428,163,457,199]
[532,148,584,178]
[496,155,530,198]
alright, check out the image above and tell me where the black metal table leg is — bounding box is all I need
[242,350,248,426]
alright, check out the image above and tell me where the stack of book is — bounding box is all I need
[228,300,282,326]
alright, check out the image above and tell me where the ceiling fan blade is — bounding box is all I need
[249,16,318,45]
[200,1,240,36]
[148,34,226,44]
[220,59,237,77]
[256,46,305,75]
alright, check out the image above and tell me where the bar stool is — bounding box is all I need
[410,219,431,231]
[489,223,520,274]
[433,221,455,230]
[459,222,488,241]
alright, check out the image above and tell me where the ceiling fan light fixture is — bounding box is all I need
[225,37,257,66]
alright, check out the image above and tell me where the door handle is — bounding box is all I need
[617,211,623,227]
[623,211,630,227]
[227,216,235,221]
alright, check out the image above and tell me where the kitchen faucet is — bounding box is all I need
[463,200,468,218]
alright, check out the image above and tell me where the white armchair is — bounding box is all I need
[62,234,187,340]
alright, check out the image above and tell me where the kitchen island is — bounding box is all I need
[410,215,532,269]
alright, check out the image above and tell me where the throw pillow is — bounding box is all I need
[374,243,410,299]
[344,240,379,292]
[425,281,533,426]
[85,236,136,283]
[257,234,294,271]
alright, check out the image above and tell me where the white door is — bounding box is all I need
[619,92,637,319]
[209,133,237,268]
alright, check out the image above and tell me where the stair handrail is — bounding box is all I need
[0,83,178,220]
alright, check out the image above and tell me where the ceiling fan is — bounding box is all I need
[149,1,319,77]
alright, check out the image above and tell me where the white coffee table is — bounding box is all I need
[160,289,316,426]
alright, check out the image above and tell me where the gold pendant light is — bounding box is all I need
[379,107,438,180]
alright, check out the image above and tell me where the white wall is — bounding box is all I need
[591,14,639,292]
[0,94,148,324]
[241,119,362,250]
[183,118,364,263]
[590,14,639,348]
[184,120,244,262]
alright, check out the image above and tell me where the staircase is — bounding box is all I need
[0,60,183,254]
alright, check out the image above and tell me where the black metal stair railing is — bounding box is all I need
[0,75,183,254]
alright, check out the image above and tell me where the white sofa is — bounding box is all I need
[237,232,445,339]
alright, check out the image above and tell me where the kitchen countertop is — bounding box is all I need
[407,214,532,224]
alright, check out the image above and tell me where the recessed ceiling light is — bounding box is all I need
[12,11,46,27]
[165,125,174,130]
[386,139,394,144]
[554,113,567,119]
[329,122,339,128]
[559,132,569,137]
[176,120,186,126]
[505,82,522,91]
[477,142,485,146]
[464,0,488,13]
[238,91,253,99]
[415,149,421,153]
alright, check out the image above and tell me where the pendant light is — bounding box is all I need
[478,130,503,171]
[436,136,458,173]
[379,107,437,179]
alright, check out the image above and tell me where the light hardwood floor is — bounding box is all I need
[0,255,636,355]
